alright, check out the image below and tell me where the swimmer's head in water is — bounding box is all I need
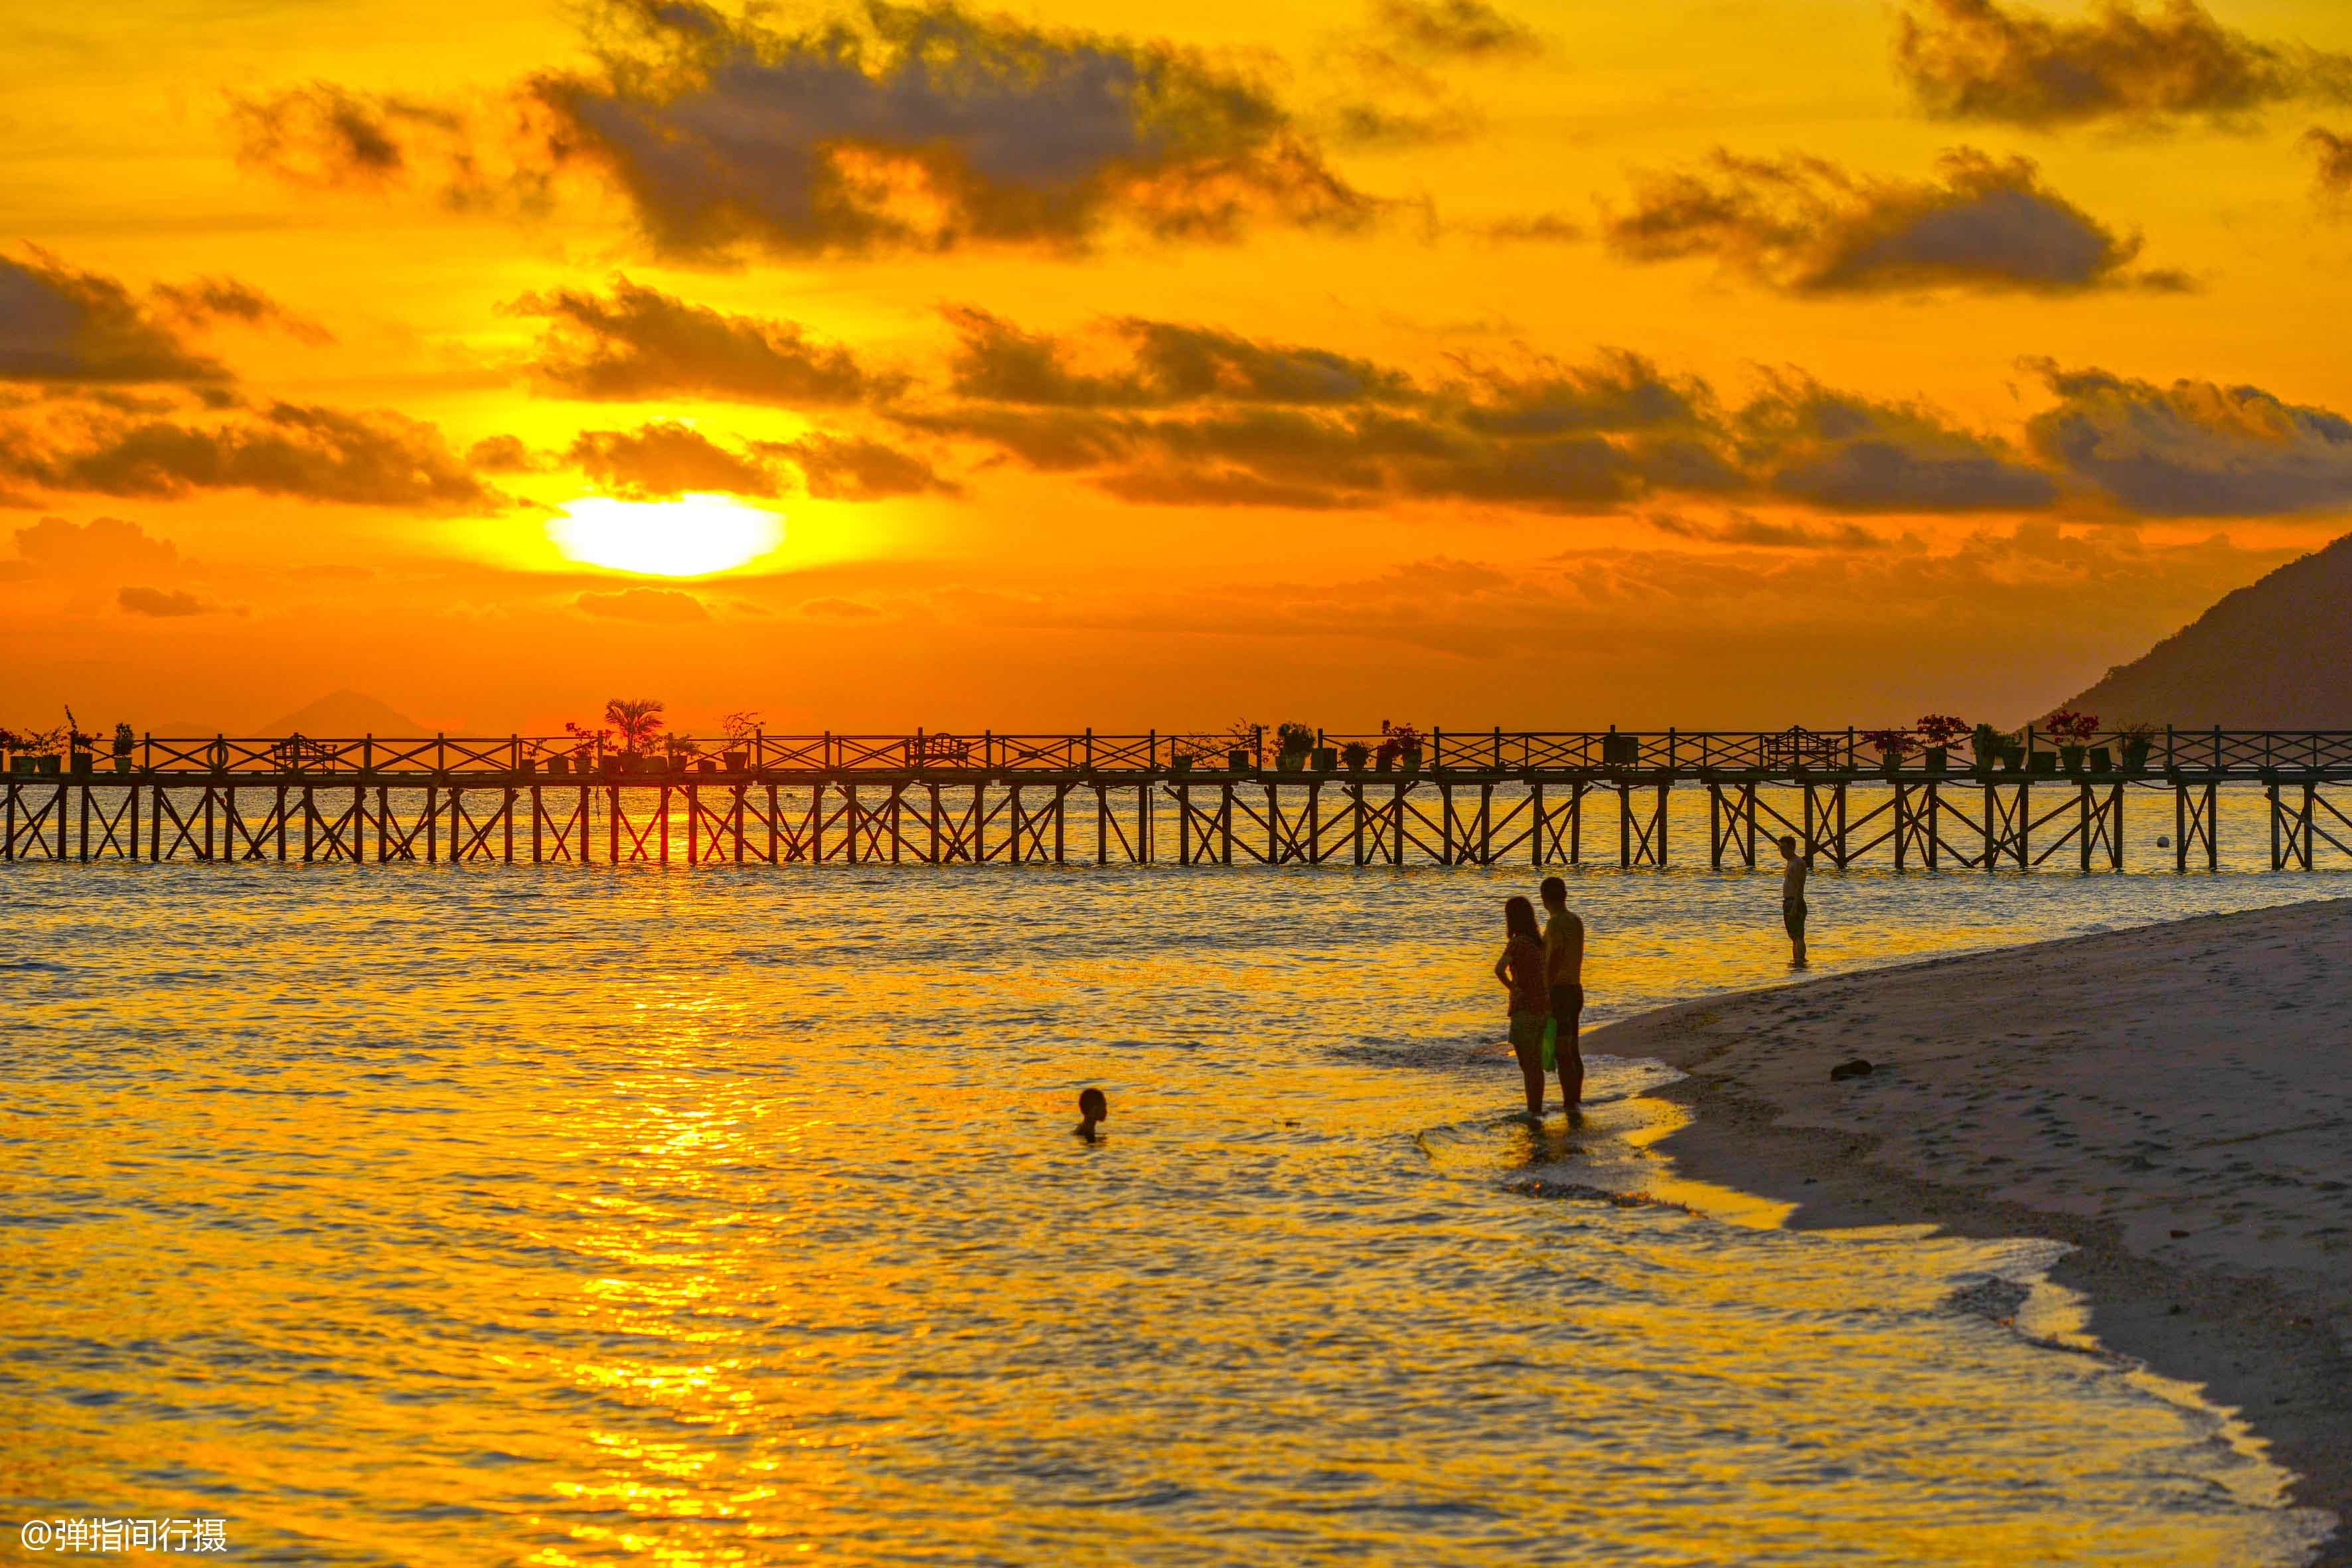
[1539,875,1565,907]
[1078,1087,1107,1122]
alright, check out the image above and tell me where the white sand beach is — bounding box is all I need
[1593,898,2352,1563]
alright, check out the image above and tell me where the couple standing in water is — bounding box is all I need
[1494,877,1584,1119]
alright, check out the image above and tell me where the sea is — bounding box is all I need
[1,786,2342,1565]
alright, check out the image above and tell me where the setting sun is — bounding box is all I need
[549,495,784,578]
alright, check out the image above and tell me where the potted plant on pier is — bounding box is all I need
[1376,720,1422,775]
[0,728,27,777]
[1862,728,1917,777]
[1225,720,1259,773]
[1915,714,1968,775]
[1968,722,2001,772]
[665,733,704,776]
[1274,722,1314,774]
[2044,708,2097,773]
[2116,721,2157,774]
[1342,740,1370,774]
[722,710,759,773]
[604,696,665,775]
[111,722,135,775]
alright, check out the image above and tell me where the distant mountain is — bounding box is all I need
[2056,530,2352,728]
[261,690,425,736]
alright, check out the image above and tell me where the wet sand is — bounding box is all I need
[1591,898,2352,1565]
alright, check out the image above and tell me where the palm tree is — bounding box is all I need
[603,697,666,755]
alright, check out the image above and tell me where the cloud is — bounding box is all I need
[945,305,1419,407]
[568,421,778,499]
[753,432,959,499]
[1600,147,2171,295]
[1649,510,1897,550]
[1,250,229,385]
[117,586,214,617]
[1893,0,2352,129]
[1736,373,2059,512]
[797,595,882,619]
[907,311,2057,516]
[576,586,711,622]
[1368,0,1541,60]
[465,433,545,473]
[516,0,1379,258]
[2305,126,2352,202]
[510,278,888,404]
[1474,212,1583,242]
[2023,360,2352,516]
[8,514,183,577]
[4,404,503,509]
[149,278,332,345]
[230,83,466,187]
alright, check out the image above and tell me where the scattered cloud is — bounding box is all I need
[1649,510,1898,551]
[118,585,214,617]
[576,585,712,622]
[1,250,229,385]
[1735,373,2059,512]
[797,595,882,619]
[2023,360,2352,516]
[753,432,960,499]
[945,305,1417,407]
[149,278,332,345]
[1893,0,2352,129]
[3,403,503,509]
[465,433,545,473]
[7,514,183,578]
[1368,0,1541,60]
[1474,212,1583,242]
[568,420,779,498]
[510,278,890,404]
[2305,125,2352,204]
[1600,147,2173,295]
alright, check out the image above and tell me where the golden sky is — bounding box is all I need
[7,0,2352,736]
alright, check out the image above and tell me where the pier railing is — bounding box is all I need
[13,726,2352,779]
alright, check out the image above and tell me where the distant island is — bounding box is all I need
[2056,529,2352,729]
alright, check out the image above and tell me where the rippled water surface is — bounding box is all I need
[3,822,2343,1565]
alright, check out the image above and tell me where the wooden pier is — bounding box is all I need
[7,727,2352,872]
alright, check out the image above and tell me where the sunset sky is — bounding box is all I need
[7,0,2352,737]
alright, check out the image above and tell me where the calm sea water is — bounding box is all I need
[2,788,2342,1565]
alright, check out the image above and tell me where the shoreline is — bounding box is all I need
[1589,900,2352,1567]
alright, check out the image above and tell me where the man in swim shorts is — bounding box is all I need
[1539,876,1585,1109]
[1777,834,1810,968]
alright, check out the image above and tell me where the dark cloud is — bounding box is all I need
[1370,0,1541,60]
[2023,360,2352,516]
[526,0,1377,258]
[511,278,888,404]
[465,434,545,473]
[230,83,464,187]
[752,433,959,499]
[149,278,333,345]
[1736,374,2059,512]
[1893,0,2352,129]
[567,421,779,498]
[905,310,2065,516]
[1649,510,1896,551]
[9,515,183,577]
[945,306,1419,407]
[5,404,502,509]
[1,251,229,385]
[577,586,712,622]
[118,586,213,617]
[2305,126,2352,201]
[1475,212,1583,242]
[1601,148,2169,295]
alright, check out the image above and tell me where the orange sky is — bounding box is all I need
[7,0,2352,737]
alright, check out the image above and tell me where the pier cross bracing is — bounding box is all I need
[7,728,2352,872]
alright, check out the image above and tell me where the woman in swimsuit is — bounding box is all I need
[1492,895,1552,1119]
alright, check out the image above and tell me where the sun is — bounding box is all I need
[550,495,784,577]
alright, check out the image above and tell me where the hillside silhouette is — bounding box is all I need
[262,690,424,736]
[2059,530,2352,728]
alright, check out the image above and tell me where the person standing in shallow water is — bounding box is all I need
[1539,876,1585,1109]
[1492,896,1553,1119]
[1778,834,1811,968]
